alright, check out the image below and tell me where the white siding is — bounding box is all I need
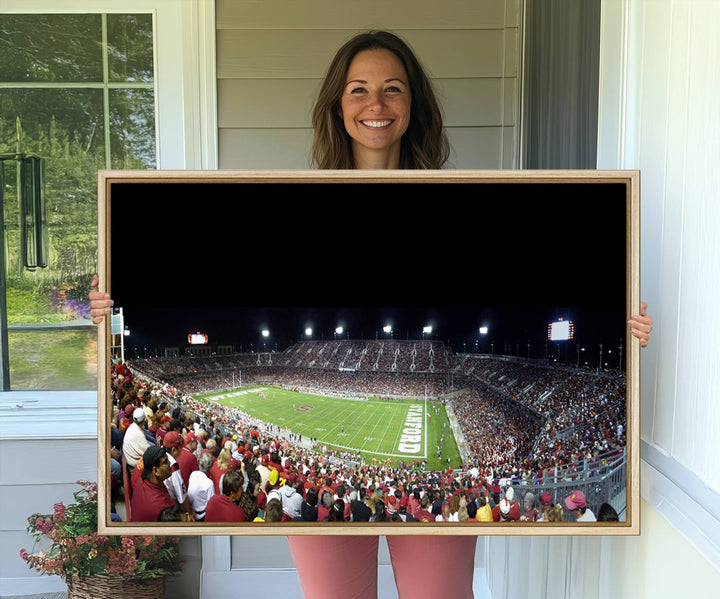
[486,0,720,596]
[216,0,522,169]
[598,0,720,494]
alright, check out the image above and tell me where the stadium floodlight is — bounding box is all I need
[123,328,130,337]
[261,329,270,337]
[305,327,312,337]
[383,325,392,334]
[423,326,432,334]
[335,326,343,335]
[479,326,488,335]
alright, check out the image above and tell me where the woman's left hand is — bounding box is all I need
[628,301,653,348]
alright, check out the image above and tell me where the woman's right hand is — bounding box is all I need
[628,301,653,348]
[89,274,114,324]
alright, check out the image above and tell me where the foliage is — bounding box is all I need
[1,13,156,389]
[8,329,97,390]
[1,12,156,322]
[20,481,183,583]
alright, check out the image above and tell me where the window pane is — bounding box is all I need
[0,88,106,160]
[1,88,105,276]
[1,13,156,390]
[2,88,104,390]
[8,329,97,390]
[110,88,157,168]
[107,14,155,83]
[0,14,103,82]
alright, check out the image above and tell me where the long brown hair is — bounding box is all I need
[311,30,449,169]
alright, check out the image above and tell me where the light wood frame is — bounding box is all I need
[97,169,640,536]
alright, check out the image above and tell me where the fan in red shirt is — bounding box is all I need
[131,446,176,522]
[175,432,199,488]
[205,470,246,523]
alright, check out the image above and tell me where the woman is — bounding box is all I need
[476,489,493,522]
[209,445,231,496]
[448,493,462,522]
[90,29,653,599]
[301,486,319,522]
[317,490,333,522]
[295,30,652,598]
[520,491,539,522]
[457,496,470,523]
[328,499,347,523]
[310,30,449,171]
[544,503,566,523]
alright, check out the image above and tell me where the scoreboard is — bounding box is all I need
[548,318,574,341]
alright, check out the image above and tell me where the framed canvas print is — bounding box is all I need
[96,169,640,536]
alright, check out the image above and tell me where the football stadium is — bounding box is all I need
[112,321,629,525]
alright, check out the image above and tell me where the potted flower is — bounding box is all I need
[20,480,183,599]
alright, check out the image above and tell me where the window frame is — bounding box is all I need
[0,0,216,424]
[1,0,217,170]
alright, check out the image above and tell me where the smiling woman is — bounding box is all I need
[311,30,448,170]
[340,48,412,169]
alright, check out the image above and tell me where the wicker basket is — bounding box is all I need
[67,574,165,599]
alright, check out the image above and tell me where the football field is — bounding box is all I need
[196,386,461,470]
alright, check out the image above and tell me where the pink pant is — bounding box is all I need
[287,535,477,599]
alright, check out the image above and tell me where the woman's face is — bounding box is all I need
[340,48,411,167]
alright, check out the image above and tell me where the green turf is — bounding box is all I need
[196,386,462,470]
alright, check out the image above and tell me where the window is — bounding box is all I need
[0,13,156,390]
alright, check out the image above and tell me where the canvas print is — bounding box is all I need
[97,170,640,535]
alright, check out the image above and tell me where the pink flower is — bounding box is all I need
[107,548,137,576]
[53,503,66,522]
[34,518,53,535]
[121,537,135,549]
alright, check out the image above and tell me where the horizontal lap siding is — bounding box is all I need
[216,0,521,169]
[216,0,510,30]
[0,438,97,579]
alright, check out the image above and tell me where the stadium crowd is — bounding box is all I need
[109,340,626,525]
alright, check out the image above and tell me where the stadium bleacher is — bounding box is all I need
[113,339,627,523]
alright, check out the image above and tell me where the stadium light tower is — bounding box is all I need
[383,325,393,338]
[479,326,488,353]
[305,327,313,338]
[334,326,343,339]
[422,325,432,340]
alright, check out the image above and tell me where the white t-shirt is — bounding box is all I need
[164,454,187,504]
[188,470,215,517]
[576,508,597,522]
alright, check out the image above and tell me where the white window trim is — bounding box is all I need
[0,0,218,169]
[0,390,97,439]
[642,442,720,567]
[0,2,217,428]
[598,0,720,570]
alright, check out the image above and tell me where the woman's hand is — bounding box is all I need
[89,274,114,324]
[628,301,653,348]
